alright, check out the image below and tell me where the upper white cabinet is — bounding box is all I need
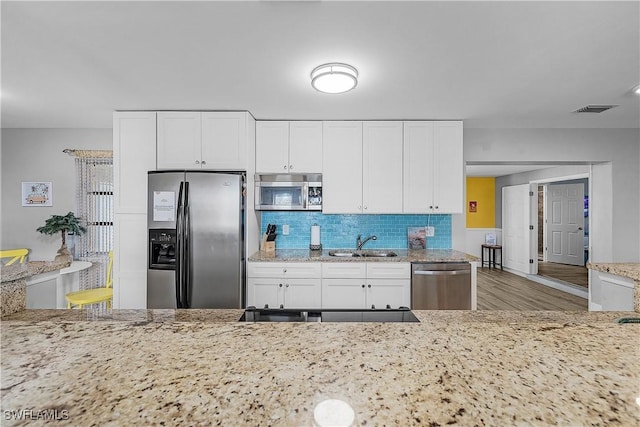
[403,121,463,214]
[113,112,157,214]
[362,121,403,213]
[322,121,363,213]
[322,121,403,214]
[255,121,322,173]
[157,112,248,170]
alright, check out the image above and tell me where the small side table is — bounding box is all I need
[481,244,503,270]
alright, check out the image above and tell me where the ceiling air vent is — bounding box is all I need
[572,105,618,113]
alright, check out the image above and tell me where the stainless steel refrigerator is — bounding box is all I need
[147,171,244,309]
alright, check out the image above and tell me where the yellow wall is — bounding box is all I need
[466,177,495,228]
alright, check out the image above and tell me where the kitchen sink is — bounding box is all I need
[328,250,397,258]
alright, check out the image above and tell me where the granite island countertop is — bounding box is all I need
[2,309,638,426]
[249,248,479,263]
[0,260,71,316]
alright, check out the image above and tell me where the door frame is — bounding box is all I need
[530,172,590,272]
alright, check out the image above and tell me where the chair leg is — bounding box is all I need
[67,302,71,309]
[106,299,112,309]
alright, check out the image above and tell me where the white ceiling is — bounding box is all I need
[2,1,639,129]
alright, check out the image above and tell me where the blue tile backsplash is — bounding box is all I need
[260,212,452,249]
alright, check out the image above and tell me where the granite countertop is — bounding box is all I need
[0,260,72,283]
[2,309,638,426]
[249,249,479,263]
[587,262,640,282]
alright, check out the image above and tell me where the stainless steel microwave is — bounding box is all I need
[255,174,322,211]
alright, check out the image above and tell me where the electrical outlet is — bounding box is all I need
[282,224,289,235]
[425,226,435,237]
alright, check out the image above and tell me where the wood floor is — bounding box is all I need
[537,262,588,288]
[477,267,588,311]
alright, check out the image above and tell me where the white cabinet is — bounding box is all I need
[591,271,635,311]
[247,262,321,309]
[113,112,157,309]
[362,121,403,213]
[403,121,463,213]
[322,121,362,213]
[256,121,322,173]
[322,121,403,214]
[321,262,410,309]
[157,112,248,170]
[113,112,157,214]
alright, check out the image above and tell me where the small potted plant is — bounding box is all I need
[37,212,87,262]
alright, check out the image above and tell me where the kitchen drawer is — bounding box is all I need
[366,262,410,279]
[282,263,321,278]
[247,262,321,278]
[322,262,367,279]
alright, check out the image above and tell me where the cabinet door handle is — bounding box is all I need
[371,304,376,309]
[283,268,287,273]
[195,160,200,165]
[364,206,368,210]
[367,284,371,288]
[289,165,293,170]
[284,165,288,170]
[201,160,206,165]
[361,284,365,288]
[279,283,283,287]
[429,205,433,209]
[435,205,439,210]
[285,284,289,288]
[358,205,362,210]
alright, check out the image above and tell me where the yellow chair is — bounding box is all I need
[0,248,29,266]
[66,251,113,309]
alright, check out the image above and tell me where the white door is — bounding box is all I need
[201,112,247,170]
[322,121,363,213]
[289,121,323,173]
[502,184,536,275]
[366,279,410,309]
[403,121,435,213]
[247,278,282,309]
[256,121,289,173]
[546,183,585,266]
[157,112,202,169]
[433,122,464,213]
[284,279,322,309]
[362,121,403,213]
[321,279,366,309]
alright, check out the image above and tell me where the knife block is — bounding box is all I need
[260,234,275,254]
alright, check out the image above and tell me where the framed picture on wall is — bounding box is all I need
[408,227,427,250]
[485,233,497,245]
[22,182,53,207]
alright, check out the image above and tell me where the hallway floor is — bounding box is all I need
[537,261,588,288]
[477,267,588,311]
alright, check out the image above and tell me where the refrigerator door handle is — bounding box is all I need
[175,181,184,308]
[183,181,191,308]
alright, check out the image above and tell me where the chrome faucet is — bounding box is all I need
[356,234,377,250]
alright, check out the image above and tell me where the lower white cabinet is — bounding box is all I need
[247,261,411,310]
[591,271,635,311]
[247,262,321,309]
[321,263,410,309]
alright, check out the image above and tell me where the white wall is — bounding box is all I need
[1,129,112,260]
[462,128,640,263]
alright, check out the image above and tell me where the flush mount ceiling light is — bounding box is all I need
[310,63,358,94]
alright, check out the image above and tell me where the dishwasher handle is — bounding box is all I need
[413,270,469,276]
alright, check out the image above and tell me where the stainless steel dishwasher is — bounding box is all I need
[411,263,471,309]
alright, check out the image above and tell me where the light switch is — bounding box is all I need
[425,226,435,237]
[282,224,290,235]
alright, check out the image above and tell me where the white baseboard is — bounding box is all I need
[526,274,589,299]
